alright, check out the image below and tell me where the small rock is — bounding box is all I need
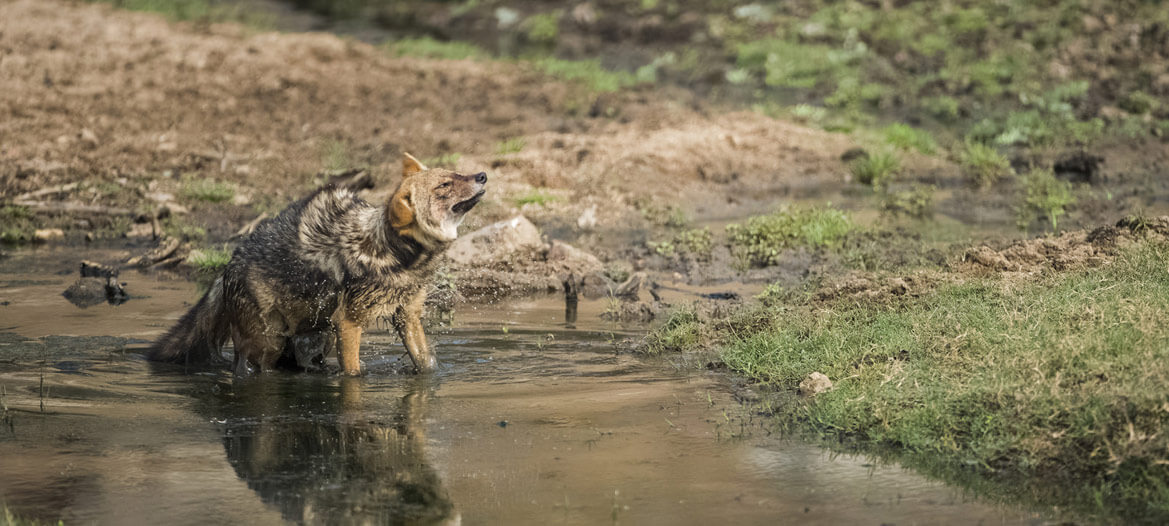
[576,204,598,231]
[579,271,615,299]
[547,240,603,274]
[571,2,596,26]
[447,215,544,265]
[80,128,99,146]
[63,275,128,308]
[798,372,833,396]
[34,228,65,242]
[146,191,175,203]
[494,7,520,28]
[613,272,652,300]
[127,222,155,238]
[888,277,909,295]
[63,278,109,308]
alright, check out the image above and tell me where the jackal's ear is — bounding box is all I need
[389,186,414,230]
[402,152,427,178]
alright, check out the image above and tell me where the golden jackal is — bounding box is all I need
[148,153,486,375]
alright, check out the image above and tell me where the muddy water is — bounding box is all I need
[0,249,1050,525]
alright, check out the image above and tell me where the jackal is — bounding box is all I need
[148,153,486,375]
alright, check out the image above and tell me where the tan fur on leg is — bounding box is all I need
[338,319,363,376]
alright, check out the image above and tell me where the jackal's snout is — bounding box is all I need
[450,171,486,215]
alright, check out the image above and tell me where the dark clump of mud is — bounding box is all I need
[62,260,128,308]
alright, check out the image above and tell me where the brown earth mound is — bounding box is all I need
[961,216,1169,273]
[0,0,857,239]
[813,216,1169,304]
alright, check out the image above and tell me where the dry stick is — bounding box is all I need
[14,200,131,216]
[231,212,269,240]
[11,182,79,201]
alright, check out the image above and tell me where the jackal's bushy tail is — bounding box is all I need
[147,276,230,365]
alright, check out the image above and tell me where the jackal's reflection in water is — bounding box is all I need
[200,376,457,524]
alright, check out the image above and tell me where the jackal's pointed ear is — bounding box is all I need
[402,152,427,178]
[389,187,414,230]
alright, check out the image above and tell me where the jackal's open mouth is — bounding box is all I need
[452,189,485,214]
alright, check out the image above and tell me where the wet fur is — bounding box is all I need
[148,156,485,375]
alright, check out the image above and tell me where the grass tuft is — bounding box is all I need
[495,137,526,156]
[649,227,713,258]
[88,0,272,26]
[187,245,232,277]
[643,307,704,355]
[0,206,36,244]
[882,123,937,154]
[523,13,560,45]
[384,36,488,61]
[179,176,235,203]
[726,206,853,267]
[1017,168,1076,232]
[959,141,1013,187]
[880,184,935,219]
[849,151,900,188]
[533,58,641,93]
[512,188,558,207]
[422,153,461,169]
[2,503,62,526]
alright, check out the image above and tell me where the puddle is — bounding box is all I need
[0,249,1051,524]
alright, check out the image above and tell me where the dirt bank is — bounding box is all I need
[0,0,863,251]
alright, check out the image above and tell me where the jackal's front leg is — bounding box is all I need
[392,291,437,372]
[338,318,363,376]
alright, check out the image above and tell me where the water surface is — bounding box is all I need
[0,248,1050,524]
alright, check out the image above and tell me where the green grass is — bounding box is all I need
[0,206,36,244]
[532,58,642,93]
[849,151,900,188]
[959,141,1013,188]
[523,13,559,45]
[495,137,526,156]
[718,2,1169,148]
[161,216,206,241]
[880,184,935,219]
[422,152,461,169]
[649,227,713,258]
[726,206,853,267]
[512,188,557,207]
[882,123,937,155]
[319,139,352,172]
[179,175,235,203]
[643,307,703,355]
[1017,168,1076,232]
[384,36,489,61]
[650,240,1169,521]
[187,245,232,276]
[1,504,62,526]
[89,0,271,27]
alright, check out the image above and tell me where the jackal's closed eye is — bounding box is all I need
[437,182,451,190]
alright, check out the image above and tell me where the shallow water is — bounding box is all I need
[0,248,1050,524]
